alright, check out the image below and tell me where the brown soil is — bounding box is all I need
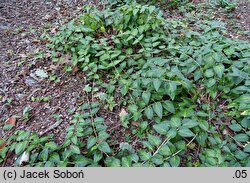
[0,0,88,143]
[0,0,250,166]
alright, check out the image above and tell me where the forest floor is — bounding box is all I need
[0,0,250,166]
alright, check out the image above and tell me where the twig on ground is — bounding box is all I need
[39,120,63,136]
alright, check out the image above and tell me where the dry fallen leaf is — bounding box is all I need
[32,39,40,44]
[51,27,57,34]
[0,139,6,150]
[19,151,30,165]
[43,14,52,21]
[35,69,48,78]
[19,53,27,58]
[132,121,140,127]
[5,116,16,126]
[119,108,128,118]
[72,66,79,73]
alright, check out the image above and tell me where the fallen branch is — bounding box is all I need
[39,120,63,136]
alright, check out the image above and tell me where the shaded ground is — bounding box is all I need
[207,0,250,40]
[0,0,250,154]
[164,0,250,41]
[0,0,89,143]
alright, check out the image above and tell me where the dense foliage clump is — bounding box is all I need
[1,1,250,167]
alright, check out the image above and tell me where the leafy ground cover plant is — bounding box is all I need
[1,1,249,167]
[210,0,237,10]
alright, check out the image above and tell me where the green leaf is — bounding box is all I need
[45,142,58,151]
[144,106,154,119]
[244,144,250,153]
[231,66,248,79]
[90,108,99,115]
[153,57,168,66]
[15,141,28,155]
[3,124,14,130]
[94,151,103,162]
[110,50,121,59]
[49,153,60,163]
[71,145,80,154]
[165,82,177,100]
[159,145,172,156]
[29,152,38,164]
[128,104,138,113]
[74,155,91,167]
[168,128,177,139]
[153,79,162,91]
[126,48,133,55]
[181,108,195,118]
[105,157,121,167]
[153,121,169,135]
[163,100,175,113]
[94,117,104,124]
[182,119,199,128]
[45,161,54,167]
[71,136,78,145]
[98,142,111,153]
[119,142,134,153]
[229,124,242,132]
[197,111,209,117]
[170,117,181,128]
[148,134,161,147]
[130,154,139,163]
[213,64,225,78]
[178,127,195,137]
[122,156,132,167]
[87,136,97,149]
[39,148,49,161]
[194,70,202,81]
[100,53,110,62]
[142,141,154,151]
[169,155,180,167]
[234,94,250,104]
[153,102,163,119]
[204,69,214,78]
[235,150,248,160]
[142,91,151,104]
[241,117,250,129]
[131,28,138,36]
[151,154,164,165]
[98,131,110,141]
[84,85,92,93]
[16,131,30,141]
[132,111,142,121]
[234,134,249,142]
[206,78,216,87]
[138,150,151,161]
[199,120,209,131]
